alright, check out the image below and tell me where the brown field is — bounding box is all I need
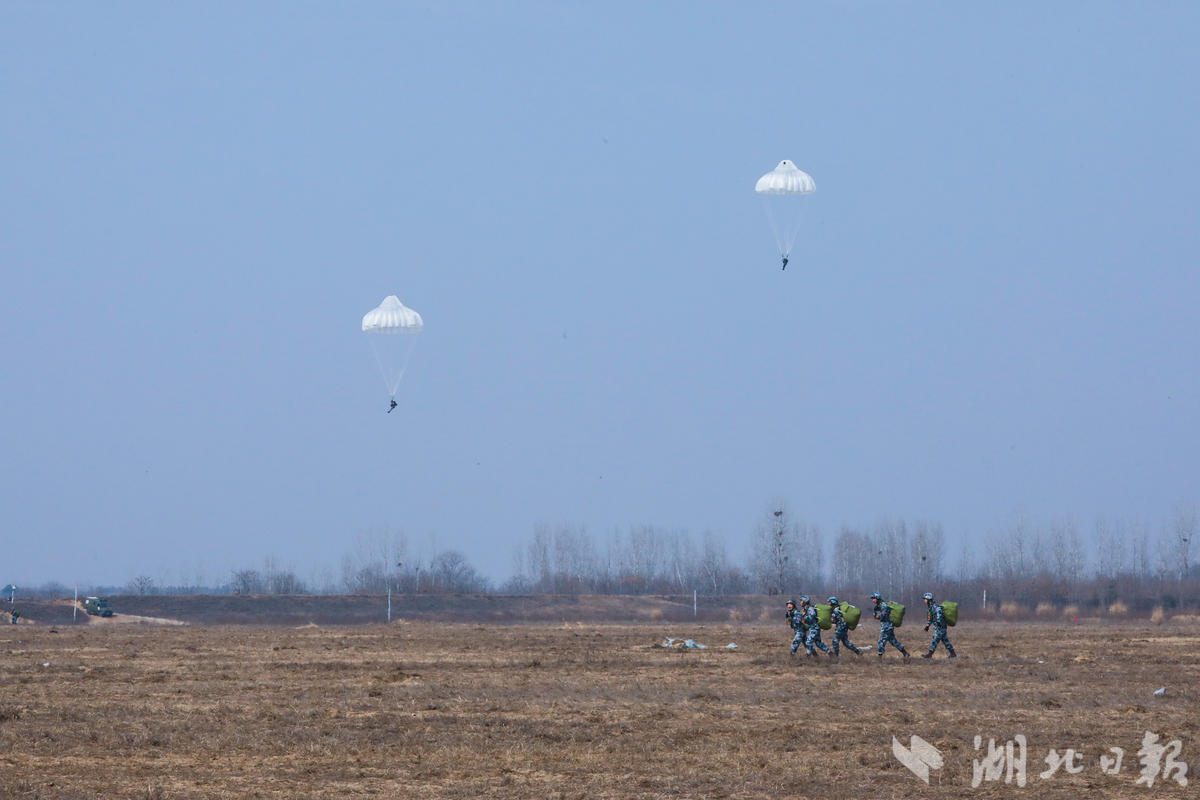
[1,609,1197,799]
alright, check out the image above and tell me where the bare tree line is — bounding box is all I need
[501,505,1198,613]
[18,505,1197,611]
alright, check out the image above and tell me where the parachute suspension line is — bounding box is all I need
[362,295,423,401]
[759,197,788,258]
[755,160,815,264]
[369,339,400,397]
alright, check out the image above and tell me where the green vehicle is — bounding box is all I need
[83,596,114,617]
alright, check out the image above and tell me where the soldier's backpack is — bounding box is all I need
[815,604,833,630]
[840,602,861,630]
[942,601,958,627]
[887,601,905,627]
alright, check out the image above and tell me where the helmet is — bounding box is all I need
[870,592,882,601]
[827,596,838,606]
[785,598,796,607]
[923,592,934,602]
[799,595,810,605]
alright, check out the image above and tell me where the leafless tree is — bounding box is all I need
[127,575,157,596]
[831,526,869,589]
[910,520,945,593]
[1172,505,1196,580]
[340,529,415,593]
[749,504,810,595]
[428,550,488,593]
[1093,517,1130,578]
[697,532,731,595]
[230,569,264,595]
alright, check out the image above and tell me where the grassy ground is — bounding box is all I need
[0,619,1195,799]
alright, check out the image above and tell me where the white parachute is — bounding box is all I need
[362,295,423,400]
[755,160,815,268]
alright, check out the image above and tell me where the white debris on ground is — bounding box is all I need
[1154,687,1166,696]
[725,643,738,649]
[662,637,707,649]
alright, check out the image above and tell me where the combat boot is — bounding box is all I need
[921,651,933,659]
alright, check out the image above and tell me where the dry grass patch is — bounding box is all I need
[999,601,1024,618]
[1,620,1197,799]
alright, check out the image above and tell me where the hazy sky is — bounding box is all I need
[4,3,1198,588]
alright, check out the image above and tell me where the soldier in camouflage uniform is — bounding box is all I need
[921,592,957,658]
[870,592,910,662]
[785,598,804,655]
[827,596,862,657]
[799,595,832,657]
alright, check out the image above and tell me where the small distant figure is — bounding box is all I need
[799,595,832,658]
[827,596,862,658]
[781,255,789,271]
[388,399,397,413]
[785,599,803,655]
[922,592,957,658]
[9,609,20,625]
[871,591,910,662]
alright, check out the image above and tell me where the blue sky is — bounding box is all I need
[3,2,1198,587]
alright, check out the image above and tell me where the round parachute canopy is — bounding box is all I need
[362,295,424,334]
[362,296,423,399]
[755,160,815,262]
[755,160,816,195]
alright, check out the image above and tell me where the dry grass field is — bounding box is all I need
[1,614,1197,799]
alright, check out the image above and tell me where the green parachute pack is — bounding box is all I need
[887,601,905,627]
[817,602,863,630]
[942,601,958,627]
[840,602,861,630]
[815,604,833,630]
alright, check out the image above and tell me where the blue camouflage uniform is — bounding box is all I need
[830,604,861,656]
[925,601,956,657]
[802,604,831,656]
[786,604,804,655]
[873,600,909,658]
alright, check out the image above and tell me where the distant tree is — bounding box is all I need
[261,556,305,594]
[831,526,871,590]
[697,532,732,595]
[266,569,304,595]
[1051,518,1085,588]
[340,529,412,593]
[428,550,488,593]
[1093,517,1129,578]
[749,503,808,595]
[31,582,69,600]
[230,569,264,595]
[872,519,909,599]
[1172,505,1196,581]
[127,575,157,595]
[525,525,553,591]
[342,560,387,594]
[910,520,945,594]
